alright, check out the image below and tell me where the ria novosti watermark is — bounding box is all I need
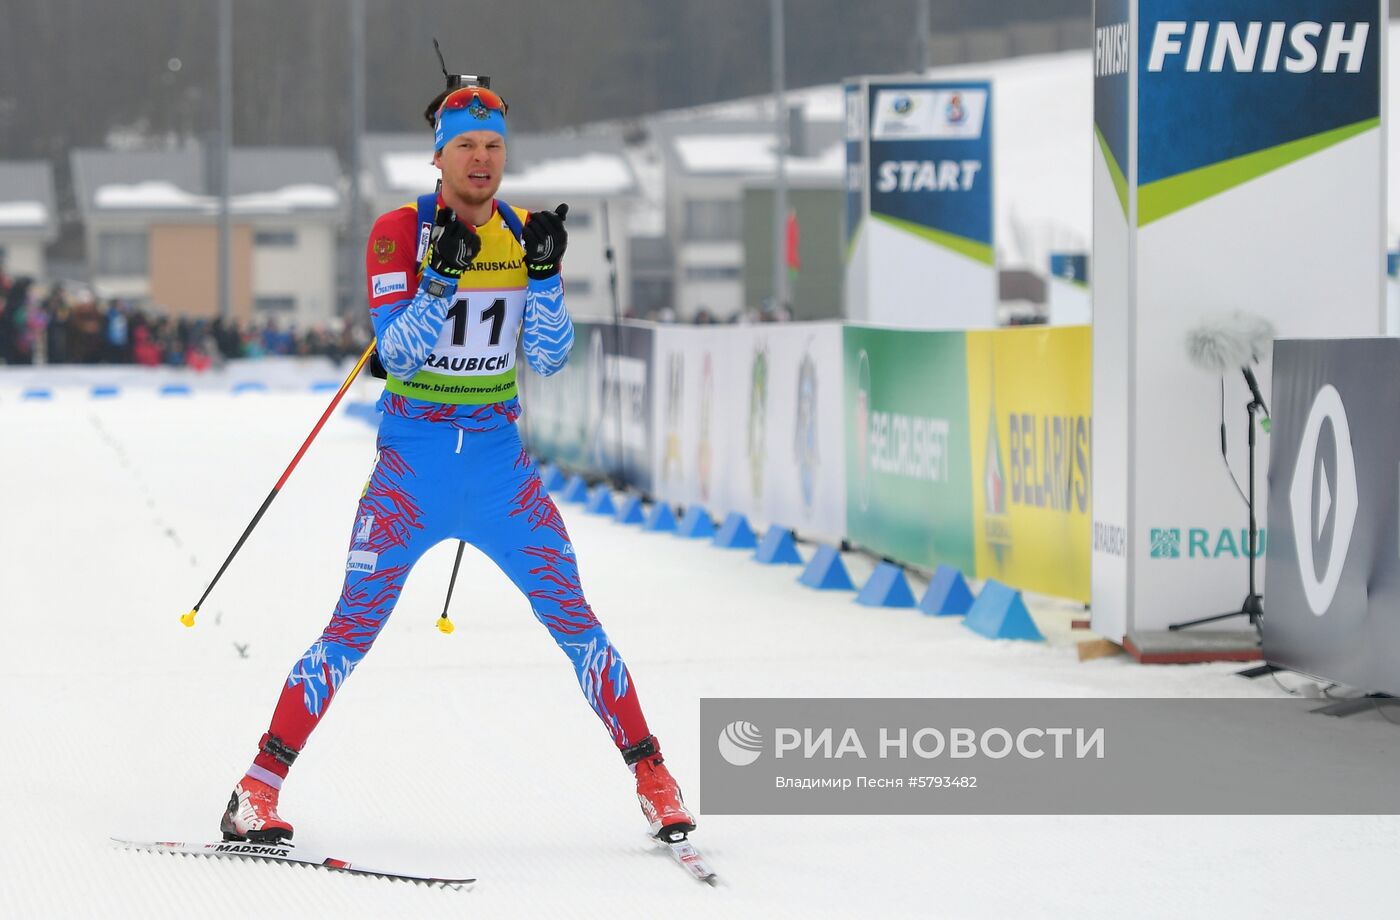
[700,698,1400,815]
[717,719,1104,768]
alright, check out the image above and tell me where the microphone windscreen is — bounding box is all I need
[1185,318,1250,373]
[1228,310,1276,363]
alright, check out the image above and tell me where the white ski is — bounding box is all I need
[658,834,718,884]
[111,837,474,888]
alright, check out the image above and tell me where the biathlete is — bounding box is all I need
[220,81,695,845]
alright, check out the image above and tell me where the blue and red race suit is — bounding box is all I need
[248,194,651,782]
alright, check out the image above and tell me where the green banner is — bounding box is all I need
[844,326,975,573]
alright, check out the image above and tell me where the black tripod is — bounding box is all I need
[1169,371,1267,632]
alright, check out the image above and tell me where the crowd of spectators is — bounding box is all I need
[0,266,807,371]
[0,273,372,369]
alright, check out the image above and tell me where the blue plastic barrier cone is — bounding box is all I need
[755,526,803,565]
[855,561,917,608]
[799,544,855,590]
[713,512,758,549]
[963,580,1044,641]
[559,475,590,504]
[677,505,716,538]
[615,495,646,525]
[643,502,678,532]
[585,485,616,516]
[540,464,568,492]
[919,565,976,616]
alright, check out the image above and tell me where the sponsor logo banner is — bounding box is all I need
[844,326,974,574]
[967,327,1092,602]
[701,698,1400,815]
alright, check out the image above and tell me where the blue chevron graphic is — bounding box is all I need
[522,274,574,376]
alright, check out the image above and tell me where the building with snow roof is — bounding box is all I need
[0,161,58,280]
[649,116,844,320]
[363,131,641,322]
[69,146,344,327]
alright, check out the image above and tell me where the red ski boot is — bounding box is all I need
[220,775,294,843]
[624,736,696,841]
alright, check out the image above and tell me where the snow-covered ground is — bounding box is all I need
[3,388,1397,919]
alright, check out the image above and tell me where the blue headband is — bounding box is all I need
[435,100,508,150]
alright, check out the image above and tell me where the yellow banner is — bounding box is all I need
[966,326,1091,602]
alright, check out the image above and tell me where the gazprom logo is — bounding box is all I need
[1288,385,1358,616]
[1148,21,1370,74]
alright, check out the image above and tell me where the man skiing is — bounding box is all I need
[221,82,695,845]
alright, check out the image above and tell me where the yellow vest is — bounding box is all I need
[385,204,530,405]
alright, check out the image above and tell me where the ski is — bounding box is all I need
[110,838,474,888]
[656,832,718,884]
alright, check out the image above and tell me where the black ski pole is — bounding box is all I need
[437,541,466,634]
[181,339,378,627]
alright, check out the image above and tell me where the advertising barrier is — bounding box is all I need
[518,321,654,491]
[840,325,1090,598]
[651,326,736,513]
[651,324,847,543]
[523,320,1092,605]
[1265,338,1400,696]
[967,326,1091,602]
[843,325,975,574]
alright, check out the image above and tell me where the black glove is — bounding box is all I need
[426,208,481,282]
[523,204,569,280]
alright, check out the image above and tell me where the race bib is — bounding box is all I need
[420,288,525,377]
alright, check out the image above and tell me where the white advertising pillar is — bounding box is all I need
[1091,1,1387,640]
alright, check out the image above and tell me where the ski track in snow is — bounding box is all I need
[3,390,1397,919]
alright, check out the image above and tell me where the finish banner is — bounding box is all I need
[967,327,1092,602]
[1138,0,1381,227]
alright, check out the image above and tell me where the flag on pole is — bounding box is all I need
[785,208,800,284]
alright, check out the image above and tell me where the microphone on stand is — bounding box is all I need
[1186,311,1275,416]
[1234,311,1275,417]
[1171,311,1276,633]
